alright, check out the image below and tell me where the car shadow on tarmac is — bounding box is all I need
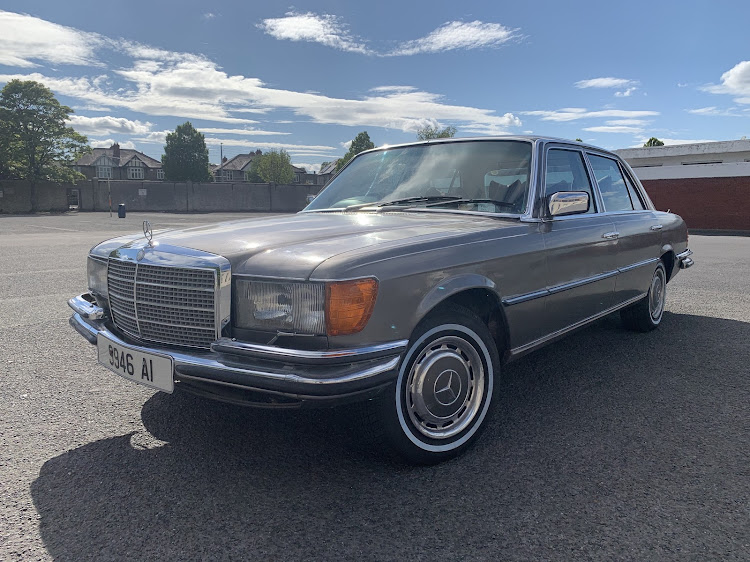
[30,313,750,561]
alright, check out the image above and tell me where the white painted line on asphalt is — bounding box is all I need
[25,224,78,232]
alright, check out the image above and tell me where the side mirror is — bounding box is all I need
[548,191,589,217]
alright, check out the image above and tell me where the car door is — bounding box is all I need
[586,152,663,303]
[541,146,618,334]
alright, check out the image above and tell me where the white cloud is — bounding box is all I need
[584,125,644,134]
[370,85,418,94]
[614,87,637,97]
[523,108,658,122]
[292,162,322,174]
[703,60,750,103]
[575,77,638,89]
[605,119,648,126]
[67,115,152,136]
[0,12,523,135]
[202,13,216,21]
[90,139,136,149]
[198,127,290,136]
[389,21,519,56]
[136,133,339,158]
[687,106,739,116]
[258,12,370,54]
[340,140,353,149]
[202,137,336,154]
[0,10,103,67]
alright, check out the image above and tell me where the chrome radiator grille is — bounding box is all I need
[107,259,217,348]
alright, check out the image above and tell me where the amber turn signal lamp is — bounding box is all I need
[325,278,378,336]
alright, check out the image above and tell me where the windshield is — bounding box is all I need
[305,140,533,214]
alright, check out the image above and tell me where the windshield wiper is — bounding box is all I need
[377,195,463,207]
[341,195,461,212]
[424,198,517,210]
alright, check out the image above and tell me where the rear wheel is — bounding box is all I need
[621,261,667,332]
[372,305,500,464]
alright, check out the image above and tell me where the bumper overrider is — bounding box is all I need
[69,293,406,407]
[677,248,694,270]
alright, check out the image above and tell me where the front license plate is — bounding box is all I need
[97,334,174,393]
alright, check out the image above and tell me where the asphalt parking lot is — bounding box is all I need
[1,212,748,561]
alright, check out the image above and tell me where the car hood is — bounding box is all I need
[92,211,520,278]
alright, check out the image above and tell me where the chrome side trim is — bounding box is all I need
[548,270,619,294]
[502,256,664,307]
[618,257,659,273]
[68,294,104,320]
[508,293,647,359]
[501,269,619,306]
[211,338,408,364]
[502,289,549,306]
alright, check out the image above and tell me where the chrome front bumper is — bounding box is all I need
[69,294,406,406]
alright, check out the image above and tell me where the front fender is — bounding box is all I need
[416,274,499,318]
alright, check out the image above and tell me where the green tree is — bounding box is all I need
[644,137,665,147]
[162,122,211,182]
[244,157,263,182]
[319,161,331,170]
[575,138,583,142]
[0,80,89,209]
[255,149,294,183]
[336,131,375,171]
[416,125,457,141]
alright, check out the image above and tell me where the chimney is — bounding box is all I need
[111,142,121,161]
[222,156,228,163]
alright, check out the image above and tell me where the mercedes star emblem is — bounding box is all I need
[143,220,153,245]
[434,369,461,406]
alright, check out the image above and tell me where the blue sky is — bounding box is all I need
[1,1,749,172]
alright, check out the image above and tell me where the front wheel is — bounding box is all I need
[621,261,667,332]
[374,305,500,464]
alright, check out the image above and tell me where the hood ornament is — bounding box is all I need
[143,220,154,246]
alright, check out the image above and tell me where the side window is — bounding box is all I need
[545,149,597,214]
[621,167,646,210]
[588,154,634,212]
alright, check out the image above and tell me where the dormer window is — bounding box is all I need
[127,158,144,180]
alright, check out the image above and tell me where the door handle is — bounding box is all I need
[650,224,663,231]
[602,231,619,240]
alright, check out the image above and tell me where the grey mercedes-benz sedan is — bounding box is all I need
[69,136,693,463]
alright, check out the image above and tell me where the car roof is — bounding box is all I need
[354,135,613,157]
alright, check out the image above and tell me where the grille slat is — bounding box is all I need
[107,258,217,348]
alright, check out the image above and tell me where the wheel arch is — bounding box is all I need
[660,245,676,282]
[416,275,510,358]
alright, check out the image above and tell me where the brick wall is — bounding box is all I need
[641,176,750,231]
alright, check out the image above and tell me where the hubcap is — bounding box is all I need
[649,267,666,320]
[405,335,485,440]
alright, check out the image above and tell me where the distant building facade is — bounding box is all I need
[73,143,163,181]
[615,139,750,180]
[213,150,262,182]
[615,139,750,231]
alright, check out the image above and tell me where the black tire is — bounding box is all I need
[621,261,667,332]
[363,304,500,465]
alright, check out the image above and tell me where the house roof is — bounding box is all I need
[319,160,338,175]
[219,153,257,171]
[75,146,162,168]
[292,165,306,174]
